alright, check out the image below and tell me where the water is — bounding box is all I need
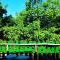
[0,52,60,60]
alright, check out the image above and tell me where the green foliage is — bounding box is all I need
[47,27,57,33]
[0,0,60,44]
[1,26,20,42]
[0,2,7,18]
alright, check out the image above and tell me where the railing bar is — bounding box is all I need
[0,43,60,46]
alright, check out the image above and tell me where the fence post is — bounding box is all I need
[35,45,39,60]
[6,44,8,52]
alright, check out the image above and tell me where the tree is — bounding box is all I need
[0,2,7,18]
[40,0,60,28]
[0,2,15,41]
[2,15,15,26]
[0,2,7,27]
[0,0,60,43]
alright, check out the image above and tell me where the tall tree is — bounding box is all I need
[0,2,7,18]
[0,2,7,27]
[26,0,42,10]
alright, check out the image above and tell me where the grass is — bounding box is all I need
[0,44,60,53]
[0,40,60,53]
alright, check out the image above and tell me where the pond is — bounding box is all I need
[0,53,60,60]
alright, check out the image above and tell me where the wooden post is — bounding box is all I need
[35,45,39,60]
[6,44,8,52]
[58,46,60,60]
[28,52,32,60]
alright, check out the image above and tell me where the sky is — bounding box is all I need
[1,0,46,16]
[1,0,26,16]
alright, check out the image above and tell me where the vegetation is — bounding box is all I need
[0,0,60,44]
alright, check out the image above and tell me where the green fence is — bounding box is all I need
[0,44,60,53]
